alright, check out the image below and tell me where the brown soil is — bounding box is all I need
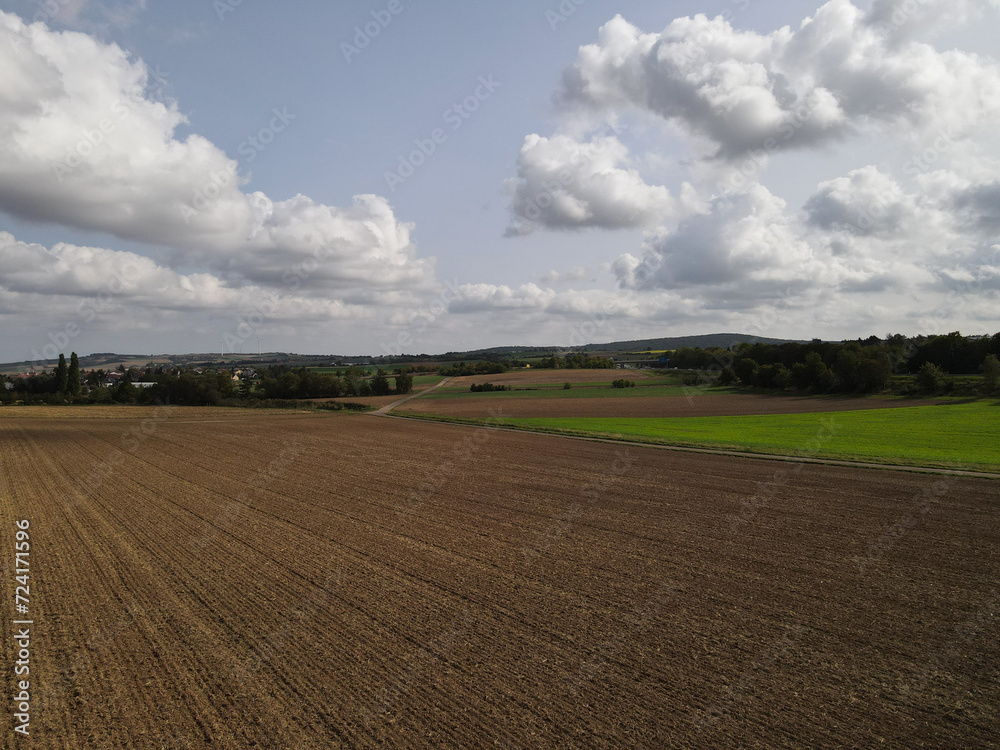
[0,409,996,748]
[396,392,946,419]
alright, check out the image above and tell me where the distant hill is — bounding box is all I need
[0,333,805,373]
[583,333,804,352]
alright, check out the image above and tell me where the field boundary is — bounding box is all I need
[381,412,1000,480]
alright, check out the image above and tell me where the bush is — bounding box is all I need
[441,361,509,376]
[89,387,114,404]
[611,379,635,389]
[370,369,392,396]
[753,363,792,390]
[470,383,510,393]
[563,382,572,390]
[735,358,759,385]
[792,352,832,391]
[718,366,737,386]
[394,371,414,395]
[915,362,949,395]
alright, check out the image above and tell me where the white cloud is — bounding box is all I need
[0,11,437,299]
[505,134,703,235]
[447,283,557,313]
[615,185,827,294]
[952,181,1000,232]
[805,166,918,236]
[0,232,365,321]
[538,266,591,285]
[866,0,991,43]
[557,3,1000,159]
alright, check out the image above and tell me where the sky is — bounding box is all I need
[1,0,998,362]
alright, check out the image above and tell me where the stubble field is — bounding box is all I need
[1,407,998,748]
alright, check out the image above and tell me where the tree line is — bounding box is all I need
[537,353,615,369]
[670,332,1000,395]
[1,359,414,406]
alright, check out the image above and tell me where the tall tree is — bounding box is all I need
[371,369,391,396]
[394,370,413,394]
[67,352,81,396]
[55,353,68,393]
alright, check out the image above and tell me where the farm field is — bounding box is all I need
[398,389,948,417]
[393,370,997,471]
[315,374,446,408]
[495,401,1000,472]
[1,408,998,748]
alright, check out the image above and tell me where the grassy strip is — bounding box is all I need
[504,403,999,471]
[396,401,1000,472]
[412,374,446,386]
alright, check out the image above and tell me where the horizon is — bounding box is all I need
[2,2,999,361]
[6,329,999,371]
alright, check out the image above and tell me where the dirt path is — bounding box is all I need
[370,376,451,415]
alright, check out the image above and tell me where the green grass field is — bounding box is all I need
[413,374,446,386]
[483,401,1000,472]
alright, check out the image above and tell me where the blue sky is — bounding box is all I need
[1,0,998,361]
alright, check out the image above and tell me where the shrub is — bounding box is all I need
[915,362,949,395]
[470,383,510,393]
[611,379,635,389]
[982,354,1000,394]
[394,371,414,394]
[734,358,759,385]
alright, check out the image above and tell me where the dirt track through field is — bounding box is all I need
[371,376,451,414]
[1,410,997,748]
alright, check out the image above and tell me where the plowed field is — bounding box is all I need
[1,408,997,748]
